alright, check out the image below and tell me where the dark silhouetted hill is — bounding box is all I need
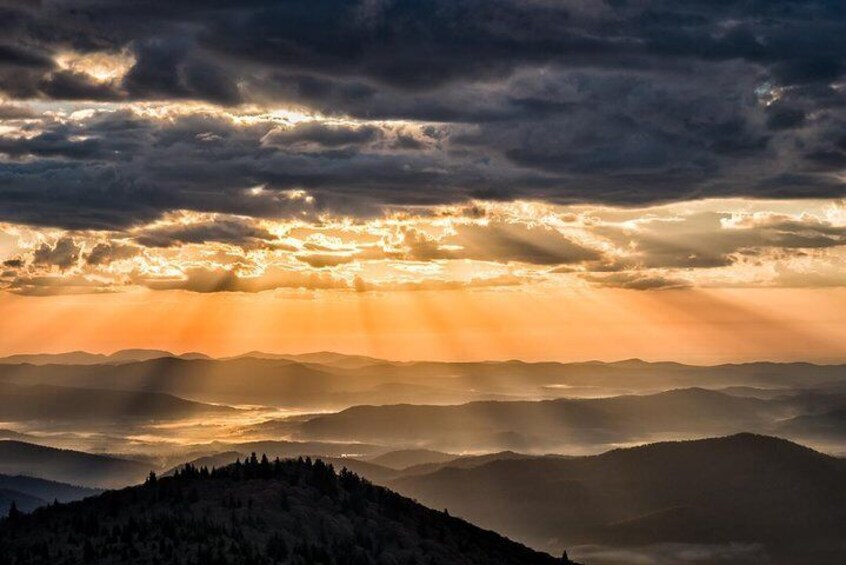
[390,434,846,564]
[168,452,399,485]
[0,489,44,514]
[0,441,151,489]
[0,455,576,565]
[0,475,100,514]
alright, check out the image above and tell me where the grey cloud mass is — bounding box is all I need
[134,217,277,248]
[0,0,845,229]
[32,236,80,270]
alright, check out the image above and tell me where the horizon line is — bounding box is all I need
[2,348,846,368]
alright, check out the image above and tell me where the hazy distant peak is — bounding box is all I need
[224,350,390,368]
[0,349,211,365]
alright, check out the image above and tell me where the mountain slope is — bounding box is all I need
[294,388,783,451]
[0,441,151,489]
[0,383,234,421]
[367,449,457,470]
[390,434,846,565]
[0,489,44,514]
[0,429,33,441]
[0,456,576,565]
[778,408,846,440]
[0,357,346,406]
[0,474,100,505]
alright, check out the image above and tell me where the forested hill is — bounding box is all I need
[0,455,577,565]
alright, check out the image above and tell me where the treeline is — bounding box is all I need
[0,454,576,565]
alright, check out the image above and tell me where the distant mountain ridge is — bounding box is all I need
[291,388,788,452]
[1,352,845,454]
[0,382,234,422]
[2,352,844,410]
[0,349,211,365]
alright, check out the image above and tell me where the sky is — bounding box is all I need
[1,1,846,361]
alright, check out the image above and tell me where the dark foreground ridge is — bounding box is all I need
[0,454,578,565]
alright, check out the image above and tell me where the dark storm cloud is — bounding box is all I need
[123,38,241,105]
[39,70,123,101]
[85,242,139,265]
[0,44,52,72]
[0,128,106,159]
[134,218,277,248]
[2,1,844,96]
[31,236,80,269]
[0,111,561,228]
[0,0,845,228]
[262,122,381,150]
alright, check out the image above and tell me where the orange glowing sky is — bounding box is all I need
[3,2,846,363]
[2,285,845,363]
[3,196,846,362]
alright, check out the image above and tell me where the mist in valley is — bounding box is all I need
[2,351,846,564]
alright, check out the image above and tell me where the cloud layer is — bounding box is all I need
[0,0,844,230]
[1,1,846,293]
[3,199,846,295]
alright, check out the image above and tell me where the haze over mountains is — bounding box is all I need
[0,382,233,422]
[288,388,789,452]
[2,349,845,414]
[2,351,845,458]
[0,350,212,366]
[145,434,846,564]
[2,350,846,564]
[5,433,841,564]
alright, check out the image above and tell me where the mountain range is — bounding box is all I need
[0,349,211,365]
[286,388,792,452]
[0,382,233,422]
[2,353,845,410]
